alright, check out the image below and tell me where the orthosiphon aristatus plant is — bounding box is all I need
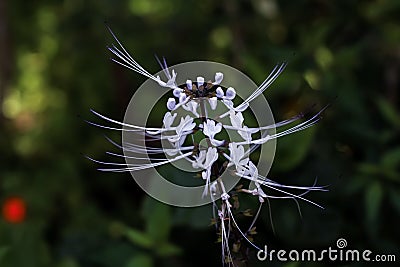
[88,27,328,266]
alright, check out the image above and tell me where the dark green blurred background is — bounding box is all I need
[1,0,399,266]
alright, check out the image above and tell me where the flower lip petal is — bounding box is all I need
[229,111,244,128]
[203,119,222,139]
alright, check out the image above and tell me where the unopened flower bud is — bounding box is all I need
[186,79,192,90]
[167,98,176,110]
[226,87,236,100]
[216,87,224,98]
[173,88,182,97]
[213,72,223,85]
[197,76,205,87]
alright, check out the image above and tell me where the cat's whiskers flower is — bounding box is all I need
[87,27,329,266]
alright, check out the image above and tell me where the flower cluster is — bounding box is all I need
[88,27,327,266]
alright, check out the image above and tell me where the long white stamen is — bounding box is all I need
[91,109,176,132]
[107,27,180,90]
[218,62,286,118]
[92,151,192,172]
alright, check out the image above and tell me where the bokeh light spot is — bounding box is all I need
[2,197,27,223]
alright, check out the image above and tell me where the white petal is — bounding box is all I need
[166,69,177,86]
[222,99,234,109]
[215,122,222,133]
[202,169,210,180]
[183,101,199,117]
[208,97,218,110]
[203,119,222,139]
[210,139,225,146]
[248,161,258,179]
[179,92,187,103]
[238,126,252,141]
[228,143,248,168]
[163,112,177,128]
[178,134,187,147]
[229,111,244,128]
[203,120,212,138]
[204,147,218,167]
[192,150,206,168]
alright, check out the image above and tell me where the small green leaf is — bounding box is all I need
[156,242,182,257]
[0,247,10,263]
[125,228,153,249]
[145,201,171,243]
[282,262,300,267]
[381,147,400,169]
[388,188,400,215]
[357,163,381,176]
[125,253,153,267]
[365,182,383,223]
[376,97,400,128]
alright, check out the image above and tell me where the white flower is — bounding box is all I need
[203,119,223,146]
[228,143,249,168]
[89,28,328,267]
[163,112,177,129]
[229,111,255,141]
[192,147,219,197]
[203,119,222,138]
[229,111,244,129]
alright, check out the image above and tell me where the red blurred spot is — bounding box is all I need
[2,197,26,223]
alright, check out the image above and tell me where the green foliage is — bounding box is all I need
[0,0,399,266]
